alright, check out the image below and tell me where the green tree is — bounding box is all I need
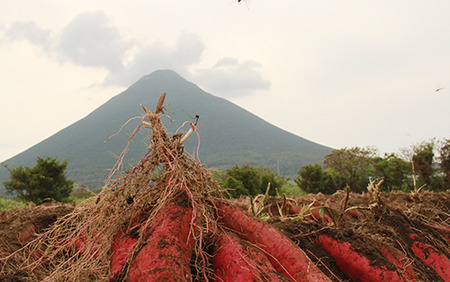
[438,138,450,189]
[374,153,410,191]
[323,146,377,192]
[321,168,346,194]
[259,167,285,195]
[3,157,74,204]
[411,141,435,188]
[220,165,285,197]
[295,164,345,194]
[223,176,248,198]
[294,164,322,193]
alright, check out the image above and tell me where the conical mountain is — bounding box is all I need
[0,70,332,191]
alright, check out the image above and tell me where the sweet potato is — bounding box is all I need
[379,246,415,281]
[408,233,450,281]
[127,201,194,281]
[309,209,333,223]
[212,231,287,281]
[59,232,101,257]
[109,213,146,279]
[316,234,410,281]
[288,202,300,215]
[109,229,138,280]
[345,209,361,219]
[17,225,35,244]
[214,200,330,282]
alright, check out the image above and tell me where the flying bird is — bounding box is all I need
[435,87,445,92]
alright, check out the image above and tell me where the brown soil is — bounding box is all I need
[265,190,450,281]
[0,202,74,281]
[1,191,448,281]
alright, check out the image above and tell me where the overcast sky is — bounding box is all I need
[1,1,449,163]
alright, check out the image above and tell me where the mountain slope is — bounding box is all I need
[0,70,332,190]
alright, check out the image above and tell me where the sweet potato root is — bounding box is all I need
[127,201,194,281]
[379,246,415,281]
[212,231,287,281]
[214,200,330,282]
[345,209,361,219]
[316,234,412,281]
[408,233,450,281]
[309,209,333,223]
[17,225,35,244]
[109,229,138,280]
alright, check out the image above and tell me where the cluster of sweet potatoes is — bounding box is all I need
[109,198,332,281]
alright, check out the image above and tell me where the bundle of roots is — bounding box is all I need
[0,92,333,282]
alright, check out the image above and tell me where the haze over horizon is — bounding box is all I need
[1,1,450,162]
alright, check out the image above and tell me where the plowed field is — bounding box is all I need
[1,189,448,281]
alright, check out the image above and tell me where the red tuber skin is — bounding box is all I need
[408,233,450,281]
[316,234,413,281]
[308,202,333,223]
[214,200,331,282]
[109,212,146,279]
[109,229,138,280]
[309,209,333,223]
[17,224,36,244]
[17,231,31,244]
[127,202,194,282]
[212,231,287,281]
[345,209,361,219]
[379,246,415,281]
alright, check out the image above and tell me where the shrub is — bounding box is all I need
[3,157,74,204]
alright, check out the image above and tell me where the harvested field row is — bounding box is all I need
[1,190,448,281]
[262,189,450,281]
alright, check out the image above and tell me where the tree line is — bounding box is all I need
[3,138,449,204]
[296,138,450,194]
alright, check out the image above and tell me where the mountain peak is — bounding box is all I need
[0,70,332,190]
[142,69,182,80]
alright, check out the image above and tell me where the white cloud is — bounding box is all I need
[57,11,131,72]
[4,21,52,50]
[2,11,270,97]
[103,32,206,86]
[191,57,271,98]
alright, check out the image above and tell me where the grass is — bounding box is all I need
[278,181,307,197]
[0,196,26,210]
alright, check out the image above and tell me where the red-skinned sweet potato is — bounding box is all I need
[316,234,411,281]
[127,201,194,281]
[212,231,287,281]
[214,200,330,282]
[408,233,450,281]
